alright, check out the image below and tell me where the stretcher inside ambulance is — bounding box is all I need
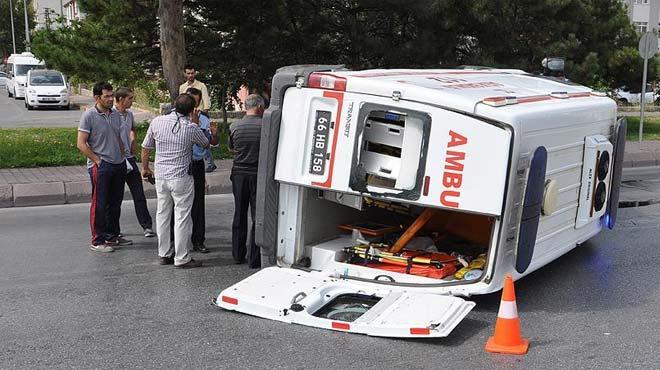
[215,66,624,338]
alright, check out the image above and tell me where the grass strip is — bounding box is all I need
[0,121,231,169]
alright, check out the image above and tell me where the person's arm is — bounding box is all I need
[209,122,219,146]
[192,126,210,149]
[129,113,137,156]
[140,125,155,179]
[201,84,211,112]
[77,112,101,165]
[76,131,101,166]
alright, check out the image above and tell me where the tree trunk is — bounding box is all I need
[158,0,186,101]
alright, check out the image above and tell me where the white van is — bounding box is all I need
[214,65,625,338]
[5,52,45,99]
[25,69,70,110]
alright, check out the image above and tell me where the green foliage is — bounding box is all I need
[0,0,36,56]
[29,0,651,99]
[30,0,159,84]
[133,79,170,109]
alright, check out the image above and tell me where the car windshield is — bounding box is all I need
[15,65,41,76]
[30,73,64,86]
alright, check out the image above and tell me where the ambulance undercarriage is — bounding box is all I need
[215,65,625,338]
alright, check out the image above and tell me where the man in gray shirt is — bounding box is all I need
[141,94,213,268]
[76,81,127,253]
[115,87,155,238]
[229,94,264,268]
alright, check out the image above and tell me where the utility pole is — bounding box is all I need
[44,7,51,30]
[9,0,17,54]
[23,0,30,52]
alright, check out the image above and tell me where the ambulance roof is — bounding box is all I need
[327,68,595,115]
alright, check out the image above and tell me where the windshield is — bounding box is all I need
[30,73,64,86]
[15,65,41,76]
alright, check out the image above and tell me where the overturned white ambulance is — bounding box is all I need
[214,65,625,338]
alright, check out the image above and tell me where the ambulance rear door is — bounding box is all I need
[215,267,475,338]
[274,86,512,216]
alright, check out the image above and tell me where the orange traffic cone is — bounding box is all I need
[485,274,529,355]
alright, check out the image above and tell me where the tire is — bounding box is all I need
[13,88,18,99]
[8,87,12,97]
[61,104,70,110]
[618,98,628,104]
[25,101,33,110]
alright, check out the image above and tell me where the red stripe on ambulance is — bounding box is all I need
[440,130,468,208]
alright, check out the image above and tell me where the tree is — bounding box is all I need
[0,0,36,58]
[158,0,185,100]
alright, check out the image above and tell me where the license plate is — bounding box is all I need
[41,97,57,101]
[309,110,331,175]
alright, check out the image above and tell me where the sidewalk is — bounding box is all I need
[0,160,232,208]
[1,141,660,208]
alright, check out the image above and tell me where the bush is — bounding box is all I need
[133,79,171,110]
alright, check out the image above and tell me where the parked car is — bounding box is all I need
[25,69,70,110]
[614,85,655,104]
[0,71,6,88]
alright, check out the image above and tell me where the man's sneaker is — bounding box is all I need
[159,256,174,265]
[175,259,202,268]
[192,244,209,253]
[205,164,217,173]
[144,228,156,238]
[107,236,133,246]
[90,243,114,253]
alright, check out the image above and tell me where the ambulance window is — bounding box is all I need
[349,104,431,200]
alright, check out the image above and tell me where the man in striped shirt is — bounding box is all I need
[229,94,264,268]
[140,94,215,268]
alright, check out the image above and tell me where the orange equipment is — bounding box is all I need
[389,208,436,254]
[485,274,529,355]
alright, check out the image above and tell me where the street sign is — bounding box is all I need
[639,32,658,59]
[638,32,658,144]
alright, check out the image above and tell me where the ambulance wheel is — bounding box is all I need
[25,101,33,110]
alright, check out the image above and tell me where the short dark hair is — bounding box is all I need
[93,81,113,97]
[185,87,202,97]
[174,94,196,115]
[115,87,133,101]
[184,64,195,71]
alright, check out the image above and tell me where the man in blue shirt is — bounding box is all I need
[186,88,218,252]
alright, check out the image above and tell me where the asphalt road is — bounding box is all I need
[0,87,154,128]
[0,195,658,369]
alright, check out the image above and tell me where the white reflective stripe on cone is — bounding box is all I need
[497,300,518,319]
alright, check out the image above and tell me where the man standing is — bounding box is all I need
[115,87,156,238]
[141,94,214,268]
[76,81,127,252]
[178,64,210,111]
[185,88,218,253]
[179,64,215,172]
[229,94,264,268]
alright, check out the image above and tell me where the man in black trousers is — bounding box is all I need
[229,94,264,268]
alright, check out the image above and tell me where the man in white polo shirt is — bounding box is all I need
[141,94,216,268]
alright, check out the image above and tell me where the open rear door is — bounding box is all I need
[215,267,474,338]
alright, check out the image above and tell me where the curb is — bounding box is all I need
[0,171,232,209]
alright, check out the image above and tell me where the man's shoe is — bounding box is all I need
[192,244,209,253]
[175,259,202,268]
[159,256,174,265]
[90,243,114,253]
[205,164,217,173]
[107,236,133,246]
[144,228,156,237]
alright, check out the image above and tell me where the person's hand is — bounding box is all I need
[94,158,102,166]
[210,121,218,136]
[191,108,200,125]
[141,168,153,180]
